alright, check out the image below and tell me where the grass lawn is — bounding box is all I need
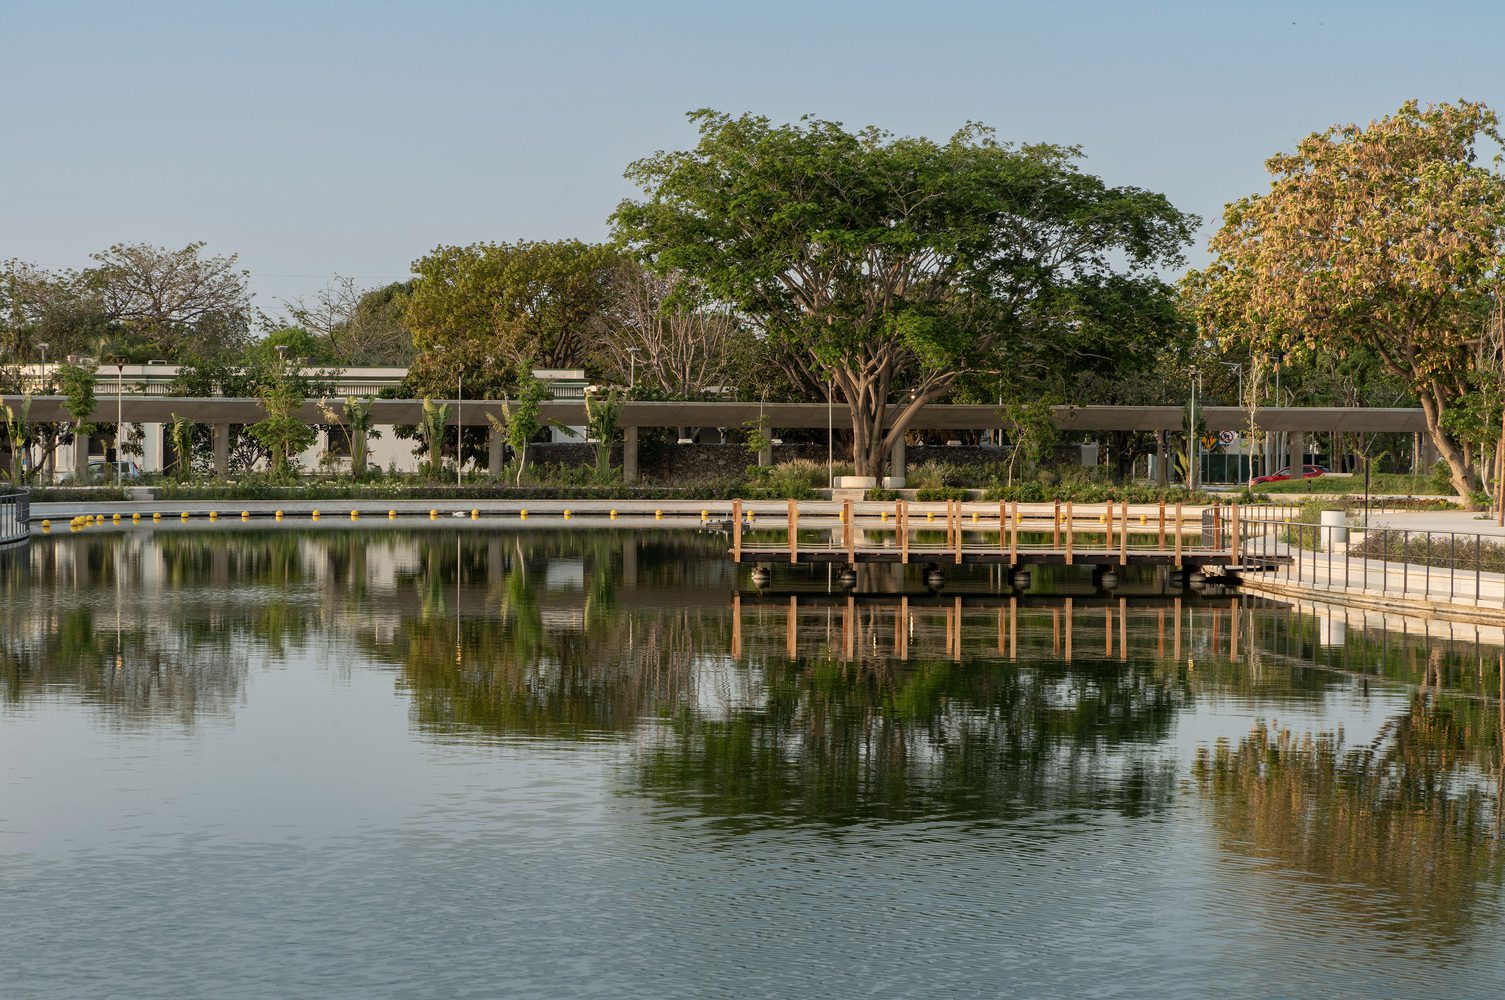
[1253,472,1447,495]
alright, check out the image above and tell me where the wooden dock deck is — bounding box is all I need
[728,498,1272,570]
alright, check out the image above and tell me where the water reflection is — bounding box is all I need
[2,531,1502,889]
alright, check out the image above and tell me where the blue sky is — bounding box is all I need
[3,0,1502,313]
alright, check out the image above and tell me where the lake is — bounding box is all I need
[2,528,1502,999]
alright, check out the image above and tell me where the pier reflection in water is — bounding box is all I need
[1,530,1502,998]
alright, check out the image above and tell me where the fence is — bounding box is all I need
[1238,506,1505,611]
[0,486,29,546]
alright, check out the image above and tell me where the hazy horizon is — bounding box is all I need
[4,0,1502,315]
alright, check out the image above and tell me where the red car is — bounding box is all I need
[1249,464,1327,486]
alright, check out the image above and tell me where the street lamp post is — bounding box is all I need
[457,373,464,487]
[1188,367,1199,491]
[115,361,124,484]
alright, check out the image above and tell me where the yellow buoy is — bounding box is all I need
[927,511,935,522]
[208,510,218,521]
[70,523,80,532]
[41,519,50,530]
[701,509,709,521]
[654,509,664,520]
[274,510,284,520]
[388,509,397,520]
[519,509,528,519]
[971,511,978,522]
[430,509,438,520]
[241,511,250,520]
[153,512,162,522]
[180,511,190,521]
[609,509,617,520]
[880,510,888,521]
[112,512,122,523]
[350,510,360,520]
[562,509,572,520]
[470,509,479,520]
[311,509,320,521]
[132,512,141,522]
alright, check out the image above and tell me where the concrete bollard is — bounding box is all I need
[1320,509,1347,549]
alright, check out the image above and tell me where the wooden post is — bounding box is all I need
[732,499,743,563]
[1230,503,1240,560]
[1009,501,1019,567]
[1157,500,1166,551]
[788,498,798,564]
[1119,500,1128,565]
[900,500,909,564]
[999,502,1007,555]
[1174,502,1183,567]
[843,498,854,564]
[1053,500,1061,548]
[954,499,963,565]
[1104,502,1113,553]
[1065,502,1074,565]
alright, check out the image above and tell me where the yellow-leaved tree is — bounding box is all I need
[1188,100,1505,503]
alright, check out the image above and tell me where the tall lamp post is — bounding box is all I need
[1188,367,1199,491]
[456,373,464,487]
[35,342,49,481]
[115,360,124,483]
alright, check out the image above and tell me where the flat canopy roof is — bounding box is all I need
[1,396,1429,434]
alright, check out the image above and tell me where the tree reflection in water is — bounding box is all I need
[1194,660,1505,944]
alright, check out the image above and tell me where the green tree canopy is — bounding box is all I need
[404,239,625,397]
[612,110,1195,477]
[1187,99,1505,502]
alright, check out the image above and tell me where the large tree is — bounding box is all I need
[1188,99,1505,501]
[287,277,415,366]
[83,241,252,361]
[404,239,624,395]
[597,265,747,398]
[612,110,1194,478]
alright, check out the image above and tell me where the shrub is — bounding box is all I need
[915,486,971,501]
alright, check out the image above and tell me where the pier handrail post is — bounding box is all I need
[1174,502,1183,567]
[844,497,854,564]
[732,499,743,563]
[1119,500,1128,565]
[788,498,798,564]
[953,498,962,565]
[1053,500,1061,548]
[900,500,909,565]
[999,501,1006,556]
[1158,500,1166,551]
[1010,501,1019,567]
[1065,501,1074,566]
[1104,502,1113,553]
[1230,503,1240,561]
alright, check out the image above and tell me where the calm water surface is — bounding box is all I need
[2,528,1502,999]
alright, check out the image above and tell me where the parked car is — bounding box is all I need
[85,460,143,481]
[1249,464,1327,486]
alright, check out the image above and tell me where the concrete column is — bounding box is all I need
[757,437,773,467]
[886,437,906,488]
[1288,430,1304,473]
[623,425,639,484]
[212,423,230,476]
[72,430,90,480]
[487,426,504,478]
[1155,431,1168,485]
[1420,432,1440,471]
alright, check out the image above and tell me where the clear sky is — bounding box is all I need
[3,0,1502,314]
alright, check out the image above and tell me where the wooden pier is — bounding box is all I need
[729,498,1267,570]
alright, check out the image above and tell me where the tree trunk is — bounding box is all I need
[1419,393,1481,505]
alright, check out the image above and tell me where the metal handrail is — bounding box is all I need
[0,485,30,546]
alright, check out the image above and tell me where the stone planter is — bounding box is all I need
[835,476,877,489]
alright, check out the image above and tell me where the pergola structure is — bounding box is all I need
[5,395,1432,483]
